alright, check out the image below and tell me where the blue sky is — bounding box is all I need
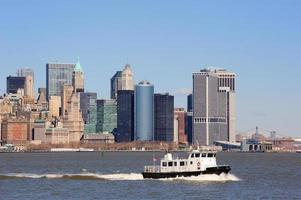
[0,0,300,137]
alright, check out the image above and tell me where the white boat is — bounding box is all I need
[142,149,231,179]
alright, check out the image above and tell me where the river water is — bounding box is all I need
[0,152,300,199]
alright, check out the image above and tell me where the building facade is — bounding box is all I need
[154,93,174,142]
[46,62,75,100]
[116,90,134,142]
[96,99,117,134]
[174,108,187,144]
[193,68,236,145]
[63,93,84,143]
[110,71,122,99]
[134,81,154,141]
[80,92,97,134]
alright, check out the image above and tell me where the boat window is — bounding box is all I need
[174,162,177,166]
[195,153,200,158]
[208,153,214,157]
[191,154,195,158]
[162,162,167,167]
[214,154,216,157]
[180,161,185,166]
[202,153,207,157]
[168,162,173,167]
[190,161,193,165]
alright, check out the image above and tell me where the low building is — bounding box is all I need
[81,133,115,144]
[45,127,69,144]
[213,141,241,151]
[241,139,273,152]
[1,117,29,146]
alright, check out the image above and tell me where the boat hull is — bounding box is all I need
[142,165,231,179]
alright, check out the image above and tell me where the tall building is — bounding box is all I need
[72,57,84,93]
[6,76,26,94]
[110,71,122,99]
[116,90,134,142]
[46,62,75,100]
[49,96,61,117]
[154,93,174,142]
[61,85,73,117]
[186,94,193,144]
[63,93,84,143]
[80,92,97,134]
[17,68,35,99]
[193,68,236,145]
[134,81,154,141]
[121,64,134,90]
[174,108,188,144]
[96,99,117,134]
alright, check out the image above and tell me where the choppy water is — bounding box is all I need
[0,152,300,199]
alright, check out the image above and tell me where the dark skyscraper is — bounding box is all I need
[154,93,174,142]
[6,76,26,94]
[110,71,122,99]
[186,94,193,144]
[116,90,134,142]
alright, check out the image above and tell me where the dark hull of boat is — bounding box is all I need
[142,165,231,179]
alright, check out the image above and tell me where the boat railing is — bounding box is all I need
[144,166,161,173]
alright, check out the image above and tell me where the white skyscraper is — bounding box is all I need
[121,64,134,90]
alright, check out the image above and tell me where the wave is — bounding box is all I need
[0,172,240,182]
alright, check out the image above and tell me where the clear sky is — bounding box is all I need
[0,0,300,137]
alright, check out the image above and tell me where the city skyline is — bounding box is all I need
[0,1,300,137]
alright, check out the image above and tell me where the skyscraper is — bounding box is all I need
[72,57,84,93]
[134,81,154,141]
[110,71,122,99]
[80,92,97,134]
[6,76,26,94]
[116,90,134,142]
[186,94,193,144]
[96,99,117,134]
[63,93,84,143]
[193,68,236,145]
[121,64,134,90]
[17,68,35,99]
[46,62,75,100]
[61,85,73,117]
[154,93,174,142]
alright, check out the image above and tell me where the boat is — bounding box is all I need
[296,150,301,153]
[142,149,231,179]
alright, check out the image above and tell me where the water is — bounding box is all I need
[0,152,300,199]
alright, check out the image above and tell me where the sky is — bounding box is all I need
[0,0,300,137]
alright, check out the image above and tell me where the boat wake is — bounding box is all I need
[0,172,240,182]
